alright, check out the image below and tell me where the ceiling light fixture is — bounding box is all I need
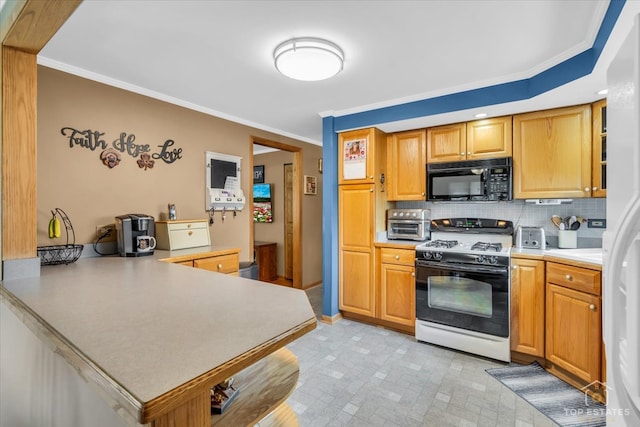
[274,37,344,82]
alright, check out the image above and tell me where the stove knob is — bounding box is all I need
[412,212,417,217]
[423,252,432,260]
[488,256,498,264]
[476,256,485,264]
[433,252,443,261]
[399,212,404,217]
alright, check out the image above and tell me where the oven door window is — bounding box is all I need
[428,276,492,318]
[416,264,509,337]
[389,221,420,237]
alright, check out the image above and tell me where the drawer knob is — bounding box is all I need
[217,263,223,270]
[187,224,191,228]
[512,265,518,270]
[589,304,597,311]
[395,255,400,260]
[188,231,193,236]
[565,274,572,281]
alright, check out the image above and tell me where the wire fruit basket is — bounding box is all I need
[37,208,83,265]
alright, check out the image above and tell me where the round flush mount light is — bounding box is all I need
[274,37,344,82]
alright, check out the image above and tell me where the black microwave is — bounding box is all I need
[427,157,512,202]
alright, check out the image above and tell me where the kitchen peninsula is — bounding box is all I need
[0,249,316,426]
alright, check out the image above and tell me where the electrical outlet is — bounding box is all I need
[587,218,607,229]
[96,224,117,242]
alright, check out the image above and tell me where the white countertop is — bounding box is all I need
[1,252,315,421]
[511,247,603,267]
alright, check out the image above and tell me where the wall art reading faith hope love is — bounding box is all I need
[61,127,183,170]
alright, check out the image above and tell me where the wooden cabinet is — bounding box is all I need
[545,262,602,385]
[591,99,607,197]
[339,184,376,316]
[378,247,415,328]
[426,116,512,163]
[510,258,545,357]
[513,104,592,199]
[339,127,386,185]
[338,127,388,320]
[426,122,467,163]
[193,252,239,275]
[254,241,277,281]
[466,116,512,160]
[387,129,426,200]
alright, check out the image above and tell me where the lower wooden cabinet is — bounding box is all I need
[546,262,602,384]
[254,241,278,281]
[510,258,545,357]
[193,253,240,275]
[339,249,375,317]
[377,246,416,331]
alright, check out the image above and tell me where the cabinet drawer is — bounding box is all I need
[156,220,211,250]
[194,254,239,274]
[380,248,414,266]
[546,262,601,295]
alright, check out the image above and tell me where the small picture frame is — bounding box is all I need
[253,165,265,183]
[304,175,317,195]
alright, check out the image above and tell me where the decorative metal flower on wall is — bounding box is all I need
[137,153,155,170]
[100,148,121,168]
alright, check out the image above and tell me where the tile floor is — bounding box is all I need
[284,285,557,427]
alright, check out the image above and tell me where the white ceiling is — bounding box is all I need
[37,1,640,146]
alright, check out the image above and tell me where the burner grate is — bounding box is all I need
[425,239,459,249]
[471,242,503,252]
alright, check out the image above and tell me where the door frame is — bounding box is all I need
[250,136,302,289]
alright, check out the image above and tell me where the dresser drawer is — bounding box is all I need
[156,220,211,250]
[194,254,239,274]
[380,248,415,266]
[546,262,601,295]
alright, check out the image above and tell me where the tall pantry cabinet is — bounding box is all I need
[338,128,389,317]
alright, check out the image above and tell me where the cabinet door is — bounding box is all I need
[466,116,512,160]
[339,128,377,185]
[546,283,601,383]
[194,254,239,274]
[339,184,374,250]
[513,105,592,199]
[379,263,415,326]
[387,130,426,200]
[591,99,607,198]
[426,123,467,163]
[510,258,545,356]
[339,250,375,316]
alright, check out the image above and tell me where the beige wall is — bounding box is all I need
[37,66,323,286]
[253,148,323,285]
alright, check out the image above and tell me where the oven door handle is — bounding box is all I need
[415,259,508,274]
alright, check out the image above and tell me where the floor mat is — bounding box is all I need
[486,362,605,427]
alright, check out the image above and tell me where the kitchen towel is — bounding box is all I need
[486,361,605,427]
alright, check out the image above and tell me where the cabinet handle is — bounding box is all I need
[467,151,471,155]
[589,304,597,311]
[188,231,193,236]
[217,263,223,270]
[592,186,598,191]
[421,192,425,196]
[395,255,400,260]
[512,265,518,269]
[584,187,591,192]
[370,188,374,192]
[411,272,415,277]
[460,152,465,156]
[370,175,374,179]
[565,274,573,281]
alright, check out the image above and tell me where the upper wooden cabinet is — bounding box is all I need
[339,127,386,185]
[513,104,592,199]
[591,99,607,198]
[466,116,513,160]
[426,122,467,163]
[387,129,426,200]
[427,117,512,163]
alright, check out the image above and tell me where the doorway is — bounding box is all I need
[251,136,302,289]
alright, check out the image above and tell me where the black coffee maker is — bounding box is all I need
[115,214,156,257]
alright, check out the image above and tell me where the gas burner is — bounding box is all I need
[425,239,459,249]
[471,242,503,252]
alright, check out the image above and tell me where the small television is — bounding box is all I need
[253,183,273,223]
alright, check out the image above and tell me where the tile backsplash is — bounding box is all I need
[397,198,606,247]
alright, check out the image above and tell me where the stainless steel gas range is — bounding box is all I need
[415,218,513,362]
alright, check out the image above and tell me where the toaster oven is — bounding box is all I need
[387,209,431,241]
